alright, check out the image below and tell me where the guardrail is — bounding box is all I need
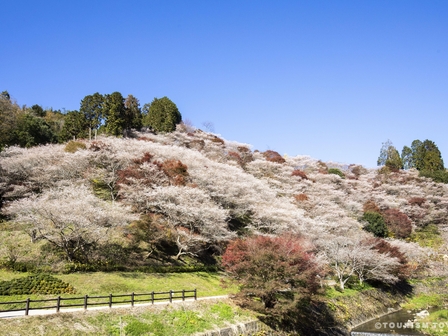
[0,289,197,316]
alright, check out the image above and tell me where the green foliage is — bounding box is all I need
[31,104,45,117]
[91,178,117,201]
[124,94,142,132]
[0,274,75,295]
[401,145,413,170]
[362,211,388,238]
[80,92,104,133]
[378,140,402,171]
[402,293,445,310]
[59,110,88,141]
[64,140,87,153]
[404,139,445,172]
[103,92,126,136]
[0,93,21,150]
[11,113,56,147]
[328,168,345,179]
[143,97,182,133]
[410,224,444,249]
[1,90,10,100]
[124,318,152,335]
[419,169,448,184]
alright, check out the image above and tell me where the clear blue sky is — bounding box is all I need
[2,1,447,168]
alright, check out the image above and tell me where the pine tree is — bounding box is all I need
[103,92,126,136]
[143,97,182,133]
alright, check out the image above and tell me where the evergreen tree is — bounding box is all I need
[103,92,126,136]
[377,140,402,171]
[401,146,413,170]
[11,114,55,147]
[80,93,104,139]
[59,111,88,141]
[0,92,21,150]
[362,212,388,238]
[31,104,45,117]
[409,139,444,172]
[124,94,142,133]
[143,97,182,133]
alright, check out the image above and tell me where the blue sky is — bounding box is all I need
[2,1,447,168]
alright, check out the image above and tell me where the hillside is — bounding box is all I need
[1,125,447,280]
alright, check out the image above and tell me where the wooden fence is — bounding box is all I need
[0,289,197,316]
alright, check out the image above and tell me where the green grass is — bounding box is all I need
[0,270,238,312]
[410,224,444,249]
[401,293,447,311]
[415,309,448,336]
[0,299,257,335]
[58,271,236,297]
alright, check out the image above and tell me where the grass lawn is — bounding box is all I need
[0,270,239,313]
[0,299,259,335]
[0,270,237,298]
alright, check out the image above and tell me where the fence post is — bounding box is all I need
[56,296,61,313]
[84,295,88,310]
[25,298,30,316]
[169,290,173,303]
[131,292,134,307]
[109,294,112,308]
[151,291,154,304]
[194,289,197,301]
[182,289,185,301]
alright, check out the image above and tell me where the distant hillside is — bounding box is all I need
[1,125,447,279]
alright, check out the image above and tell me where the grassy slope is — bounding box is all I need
[0,299,258,336]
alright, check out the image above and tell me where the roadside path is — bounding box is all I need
[0,295,229,319]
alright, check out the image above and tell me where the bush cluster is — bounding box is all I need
[0,274,75,295]
[262,150,285,164]
[419,170,448,184]
[328,168,345,179]
[291,169,308,179]
[64,140,86,153]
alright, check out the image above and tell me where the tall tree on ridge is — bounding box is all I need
[80,92,104,140]
[143,97,182,133]
[103,91,126,136]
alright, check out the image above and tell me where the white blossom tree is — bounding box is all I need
[5,184,137,262]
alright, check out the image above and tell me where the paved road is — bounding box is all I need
[0,295,228,319]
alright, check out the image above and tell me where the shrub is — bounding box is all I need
[365,237,410,280]
[363,200,381,213]
[210,136,225,145]
[294,194,309,202]
[362,211,388,238]
[0,274,75,295]
[187,139,205,150]
[227,151,242,165]
[351,165,367,177]
[133,152,154,165]
[410,224,444,249]
[222,234,319,310]
[160,159,189,186]
[382,209,412,239]
[291,169,308,179]
[317,161,328,174]
[328,168,345,179]
[64,141,86,153]
[262,150,285,164]
[408,197,426,206]
[419,170,448,184]
[88,140,108,151]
